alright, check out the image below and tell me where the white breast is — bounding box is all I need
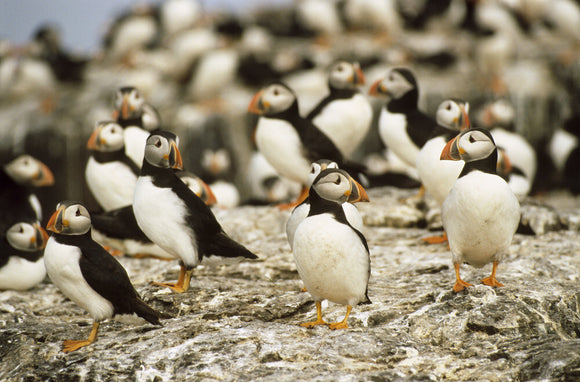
[43,237,114,321]
[312,94,373,158]
[0,255,46,291]
[133,176,199,267]
[442,171,520,267]
[124,126,150,167]
[293,213,369,306]
[549,128,577,173]
[85,156,138,211]
[255,117,312,185]
[378,108,418,167]
[416,136,464,206]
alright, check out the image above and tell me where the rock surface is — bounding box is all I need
[1,187,579,381]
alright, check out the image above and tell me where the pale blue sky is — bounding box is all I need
[0,0,289,53]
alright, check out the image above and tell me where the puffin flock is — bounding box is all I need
[1,0,579,353]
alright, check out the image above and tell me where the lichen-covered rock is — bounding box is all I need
[1,190,579,381]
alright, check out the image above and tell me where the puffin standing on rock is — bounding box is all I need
[44,201,169,353]
[293,168,371,330]
[440,128,520,293]
[248,82,365,208]
[132,131,257,293]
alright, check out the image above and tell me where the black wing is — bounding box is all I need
[91,206,151,242]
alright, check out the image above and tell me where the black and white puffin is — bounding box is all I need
[248,82,364,208]
[44,201,169,353]
[417,99,470,207]
[286,159,368,250]
[440,128,520,293]
[293,168,371,330]
[306,61,373,159]
[113,86,161,165]
[132,131,258,293]
[85,121,140,211]
[1,154,55,224]
[91,171,216,260]
[0,221,48,291]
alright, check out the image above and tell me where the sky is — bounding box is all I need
[0,0,289,53]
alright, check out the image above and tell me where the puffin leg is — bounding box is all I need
[277,186,309,210]
[103,245,124,257]
[300,301,328,328]
[421,231,448,245]
[151,265,194,293]
[481,261,504,288]
[400,185,425,203]
[452,263,473,293]
[62,321,100,353]
[328,305,352,330]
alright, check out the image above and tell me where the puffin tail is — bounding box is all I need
[202,231,258,261]
[132,298,172,325]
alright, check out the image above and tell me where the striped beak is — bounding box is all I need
[121,94,130,119]
[200,180,217,206]
[347,178,370,203]
[368,79,386,96]
[440,135,463,161]
[169,141,183,170]
[32,162,55,187]
[33,223,50,250]
[47,205,67,233]
[352,63,365,86]
[459,103,470,131]
[247,90,266,114]
[87,124,104,150]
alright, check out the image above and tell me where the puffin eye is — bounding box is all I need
[388,74,394,81]
[469,135,476,143]
[273,88,279,96]
[18,225,24,233]
[334,176,341,185]
[337,65,344,72]
[75,208,81,216]
[155,139,162,148]
[446,103,452,111]
[310,167,316,174]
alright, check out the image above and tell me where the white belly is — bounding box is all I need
[85,157,138,211]
[44,237,114,321]
[312,94,372,158]
[378,108,418,167]
[255,117,311,184]
[124,126,150,167]
[293,214,369,306]
[416,136,464,205]
[0,255,46,291]
[133,176,199,266]
[442,172,520,267]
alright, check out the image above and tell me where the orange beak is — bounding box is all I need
[201,181,217,206]
[353,63,365,86]
[46,205,66,233]
[497,148,513,176]
[87,124,103,150]
[33,223,49,249]
[170,141,183,170]
[440,135,461,161]
[347,179,370,203]
[121,95,130,119]
[247,90,265,114]
[32,162,55,187]
[368,79,385,96]
[459,105,470,131]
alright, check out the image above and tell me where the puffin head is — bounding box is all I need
[113,86,145,120]
[4,154,55,187]
[87,121,125,151]
[436,99,470,131]
[369,67,417,100]
[6,221,49,251]
[247,82,296,116]
[47,201,91,235]
[311,168,369,204]
[441,128,497,162]
[144,132,183,170]
[177,171,218,206]
[328,61,365,90]
[307,159,339,188]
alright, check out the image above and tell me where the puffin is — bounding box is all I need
[0,221,49,291]
[248,82,365,208]
[85,121,140,211]
[113,86,161,166]
[369,67,438,170]
[440,128,520,293]
[91,171,216,260]
[1,154,55,224]
[417,99,470,206]
[132,131,258,293]
[286,159,368,250]
[44,201,169,353]
[293,168,371,330]
[306,61,373,159]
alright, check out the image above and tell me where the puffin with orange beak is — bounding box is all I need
[85,120,140,211]
[0,220,49,291]
[248,81,366,209]
[132,131,257,293]
[43,201,169,353]
[292,168,371,330]
[440,128,520,293]
[306,61,373,159]
[112,87,161,166]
